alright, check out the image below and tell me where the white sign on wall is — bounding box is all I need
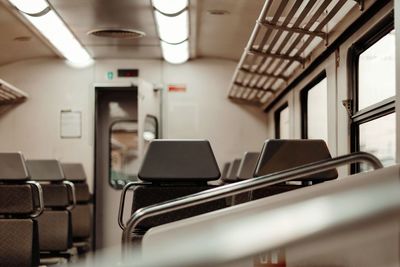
[60,110,82,138]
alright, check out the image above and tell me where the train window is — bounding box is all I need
[301,74,328,142]
[358,30,395,110]
[358,113,396,171]
[351,15,395,172]
[274,103,289,139]
[110,120,139,189]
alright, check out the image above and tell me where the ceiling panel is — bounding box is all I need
[0,1,56,66]
[49,0,161,59]
[196,0,265,60]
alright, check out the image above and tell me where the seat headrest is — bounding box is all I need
[0,152,29,181]
[254,139,338,181]
[237,152,260,180]
[62,163,87,182]
[220,162,231,180]
[138,140,220,182]
[26,160,64,181]
[222,158,241,183]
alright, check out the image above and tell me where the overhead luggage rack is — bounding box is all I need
[228,0,361,108]
[0,78,28,105]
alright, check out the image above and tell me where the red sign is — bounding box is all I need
[168,84,186,93]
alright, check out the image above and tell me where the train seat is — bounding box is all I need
[129,139,228,242]
[62,163,92,254]
[251,139,338,200]
[207,162,230,186]
[0,153,41,267]
[26,160,75,264]
[222,158,241,183]
[232,152,261,205]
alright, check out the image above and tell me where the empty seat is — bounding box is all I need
[128,140,228,242]
[252,139,338,200]
[222,158,241,183]
[62,163,92,253]
[0,153,42,267]
[232,152,261,205]
[26,159,74,263]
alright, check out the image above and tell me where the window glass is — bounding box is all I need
[358,30,395,110]
[110,121,139,189]
[279,106,290,139]
[359,113,396,171]
[306,77,328,142]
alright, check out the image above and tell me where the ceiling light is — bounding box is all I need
[8,0,48,15]
[21,10,93,67]
[154,10,188,44]
[161,41,189,64]
[152,0,188,15]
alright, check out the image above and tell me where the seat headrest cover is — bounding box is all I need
[0,152,29,181]
[62,163,87,182]
[220,162,231,180]
[138,140,220,182]
[222,158,241,182]
[26,160,64,181]
[254,139,338,180]
[237,152,260,180]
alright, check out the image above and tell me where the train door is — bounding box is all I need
[94,82,161,250]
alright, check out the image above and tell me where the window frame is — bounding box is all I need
[349,12,395,173]
[300,71,327,139]
[108,119,139,189]
[274,102,289,139]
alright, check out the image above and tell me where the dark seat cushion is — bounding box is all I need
[36,210,72,252]
[61,163,87,182]
[131,184,228,230]
[41,184,70,208]
[0,185,35,214]
[0,153,29,181]
[254,139,338,182]
[74,183,90,203]
[25,160,64,182]
[222,159,241,183]
[0,219,39,267]
[71,204,91,240]
[138,140,220,182]
[252,184,303,200]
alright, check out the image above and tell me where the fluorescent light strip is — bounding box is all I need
[9,0,92,67]
[161,41,189,64]
[8,0,48,14]
[154,10,188,44]
[152,0,188,15]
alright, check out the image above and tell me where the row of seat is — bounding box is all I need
[0,154,92,267]
[120,139,338,247]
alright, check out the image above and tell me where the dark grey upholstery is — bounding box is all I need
[138,140,220,182]
[26,159,73,256]
[131,140,227,233]
[0,185,35,214]
[36,211,72,251]
[62,163,92,251]
[252,139,338,200]
[71,205,91,239]
[237,152,260,180]
[0,153,40,267]
[222,158,241,183]
[61,163,86,182]
[0,152,29,181]
[254,139,338,181]
[0,220,39,267]
[132,185,226,229]
[25,160,64,181]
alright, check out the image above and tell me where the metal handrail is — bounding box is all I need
[63,180,77,210]
[27,181,44,218]
[121,152,382,251]
[118,182,151,230]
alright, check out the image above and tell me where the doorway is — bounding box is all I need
[94,86,138,250]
